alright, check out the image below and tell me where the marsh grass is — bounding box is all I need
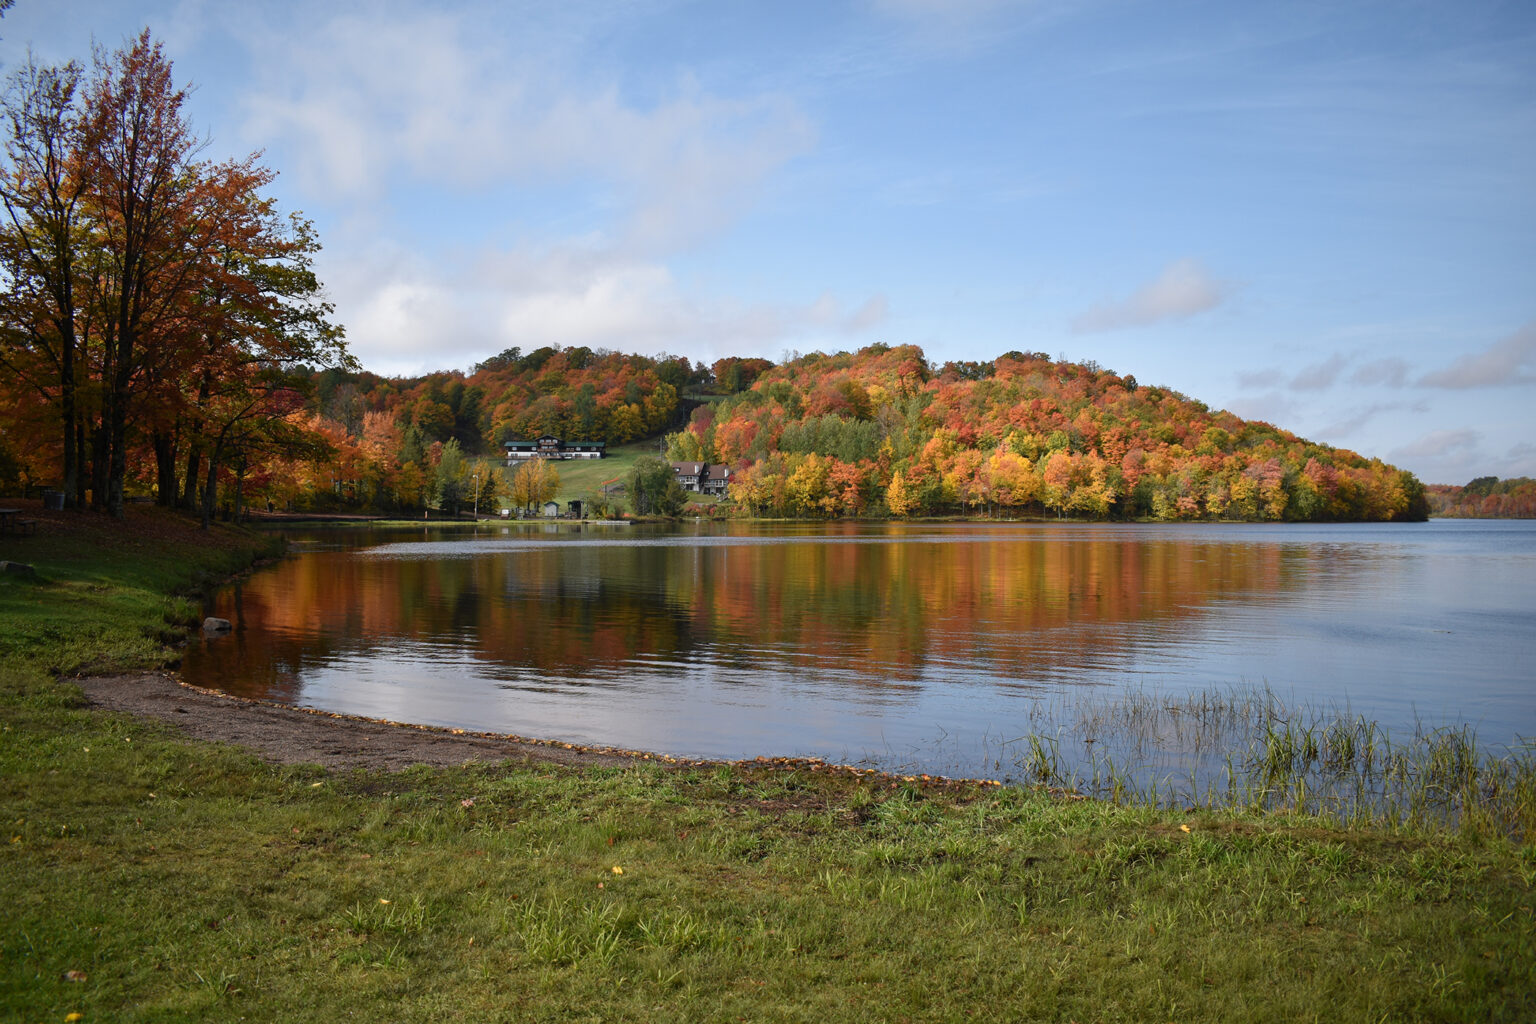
[1003,685,1536,839]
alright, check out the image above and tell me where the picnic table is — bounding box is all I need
[0,508,36,536]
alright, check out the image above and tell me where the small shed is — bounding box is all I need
[542,500,561,518]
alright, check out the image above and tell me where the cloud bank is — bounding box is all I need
[1072,259,1230,333]
[1417,322,1536,389]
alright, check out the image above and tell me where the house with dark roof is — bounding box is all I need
[702,464,733,495]
[504,435,606,462]
[670,461,706,491]
[671,461,734,495]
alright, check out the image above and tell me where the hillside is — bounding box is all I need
[1426,477,1536,518]
[666,345,1427,521]
[210,343,1425,521]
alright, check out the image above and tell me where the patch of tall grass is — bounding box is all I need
[1006,686,1536,839]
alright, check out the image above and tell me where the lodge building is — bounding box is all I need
[503,435,606,462]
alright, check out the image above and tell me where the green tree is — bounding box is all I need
[628,455,685,516]
[435,438,467,512]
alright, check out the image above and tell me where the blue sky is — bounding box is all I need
[4,0,1533,484]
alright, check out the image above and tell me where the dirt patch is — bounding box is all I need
[75,672,647,773]
[70,673,1004,803]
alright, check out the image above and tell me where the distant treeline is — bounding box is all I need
[1426,478,1536,518]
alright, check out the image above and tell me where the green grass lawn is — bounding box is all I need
[492,440,657,513]
[535,440,724,514]
[1,506,1533,1022]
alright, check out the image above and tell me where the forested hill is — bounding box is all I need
[310,345,712,454]
[663,345,1428,521]
[293,342,1425,521]
[1426,478,1536,518]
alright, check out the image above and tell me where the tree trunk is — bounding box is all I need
[199,455,219,530]
[90,423,109,511]
[233,456,246,521]
[182,447,201,509]
[74,418,89,509]
[60,327,77,509]
[153,430,178,506]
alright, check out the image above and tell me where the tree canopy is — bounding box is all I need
[0,31,349,521]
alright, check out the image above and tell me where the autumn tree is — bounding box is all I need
[0,56,93,506]
[0,32,349,518]
[628,455,685,516]
[886,469,916,517]
[508,457,559,513]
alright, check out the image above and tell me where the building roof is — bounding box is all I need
[671,461,705,476]
[504,437,606,449]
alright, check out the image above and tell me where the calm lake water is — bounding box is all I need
[184,519,1536,782]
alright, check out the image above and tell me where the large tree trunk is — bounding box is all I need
[199,455,219,530]
[153,430,177,506]
[74,418,89,509]
[60,326,77,509]
[106,332,133,519]
[90,423,109,512]
[233,456,246,521]
[182,447,201,509]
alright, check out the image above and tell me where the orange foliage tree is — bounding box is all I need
[0,32,349,518]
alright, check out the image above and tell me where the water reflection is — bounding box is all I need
[182,521,1536,778]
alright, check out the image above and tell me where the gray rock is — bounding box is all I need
[202,617,233,634]
[0,561,36,579]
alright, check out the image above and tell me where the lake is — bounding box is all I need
[184,519,1536,784]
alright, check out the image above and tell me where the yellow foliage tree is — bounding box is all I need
[510,458,560,512]
[886,469,916,517]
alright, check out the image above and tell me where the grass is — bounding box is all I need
[999,686,1536,840]
[2,507,1534,1021]
[549,441,660,511]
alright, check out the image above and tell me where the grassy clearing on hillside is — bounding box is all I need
[547,441,660,510]
[1,507,1533,1022]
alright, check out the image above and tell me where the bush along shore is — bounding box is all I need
[2,505,1533,1022]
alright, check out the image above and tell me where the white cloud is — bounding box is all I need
[1222,392,1297,427]
[1318,402,1408,440]
[227,5,839,373]
[1390,429,1481,460]
[1071,259,1231,333]
[1350,357,1410,388]
[1416,322,1536,389]
[326,239,886,376]
[241,10,815,254]
[1504,442,1536,478]
[1289,354,1348,391]
[1236,367,1283,389]
[845,294,889,332]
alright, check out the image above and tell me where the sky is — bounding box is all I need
[3,0,1533,485]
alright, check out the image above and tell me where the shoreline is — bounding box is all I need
[74,671,995,794]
